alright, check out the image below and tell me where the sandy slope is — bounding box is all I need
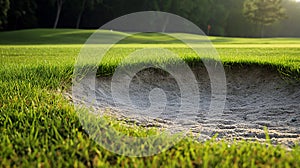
[71,66,300,147]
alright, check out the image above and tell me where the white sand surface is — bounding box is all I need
[70,66,300,147]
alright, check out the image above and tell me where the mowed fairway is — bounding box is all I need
[0,29,300,167]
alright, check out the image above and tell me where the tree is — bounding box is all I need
[52,0,65,29]
[176,0,211,33]
[0,0,10,29]
[243,0,287,37]
[75,0,103,29]
[144,0,211,33]
[224,0,257,37]
[208,0,231,36]
[7,0,38,30]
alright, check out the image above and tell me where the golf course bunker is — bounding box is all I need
[75,65,300,147]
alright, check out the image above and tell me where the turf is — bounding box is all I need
[0,29,300,167]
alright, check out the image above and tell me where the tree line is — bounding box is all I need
[0,0,300,37]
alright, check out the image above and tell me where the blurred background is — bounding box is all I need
[0,0,300,37]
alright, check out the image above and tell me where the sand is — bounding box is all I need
[70,65,300,148]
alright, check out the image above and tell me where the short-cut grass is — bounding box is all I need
[0,29,299,167]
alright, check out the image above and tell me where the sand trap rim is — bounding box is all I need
[72,11,227,156]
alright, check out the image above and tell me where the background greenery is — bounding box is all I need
[0,0,300,37]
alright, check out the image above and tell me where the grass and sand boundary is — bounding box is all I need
[0,29,299,167]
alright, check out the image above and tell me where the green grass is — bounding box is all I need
[0,29,300,167]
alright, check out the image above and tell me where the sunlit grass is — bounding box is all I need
[0,29,299,167]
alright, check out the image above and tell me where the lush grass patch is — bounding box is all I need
[0,29,300,167]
